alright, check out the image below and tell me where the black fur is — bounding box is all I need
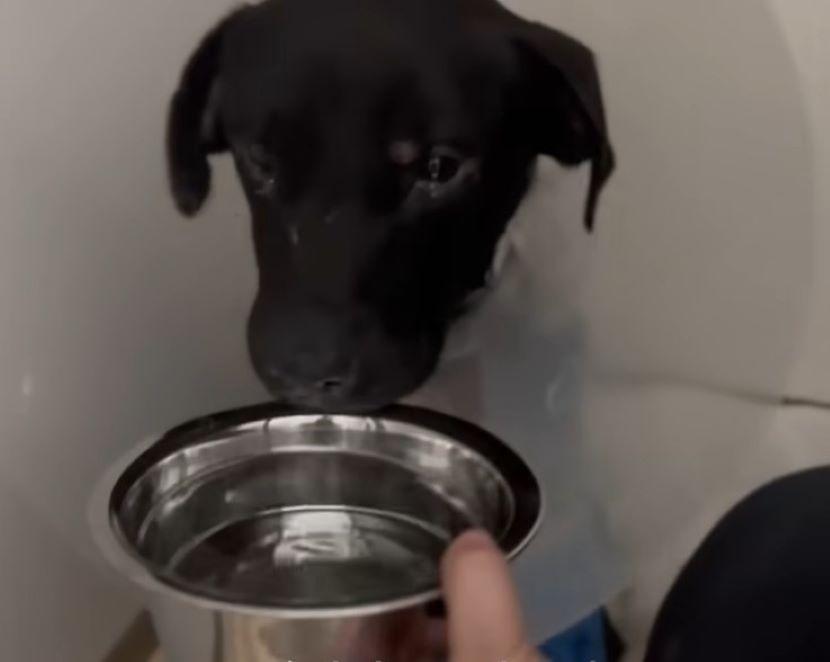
[167,0,613,410]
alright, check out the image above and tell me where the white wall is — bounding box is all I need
[532,0,816,397]
[768,0,830,399]
[506,0,818,549]
[560,0,830,401]
[501,2,821,649]
[1,1,266,659]
[510,1,825,652]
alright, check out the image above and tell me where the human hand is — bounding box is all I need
[440,530,541,662]
[343,530,541,662]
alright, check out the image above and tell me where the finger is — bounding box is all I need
[441,530,540,662]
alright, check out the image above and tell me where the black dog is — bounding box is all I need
[167,0,613,411]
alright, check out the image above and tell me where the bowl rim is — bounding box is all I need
[94,403,544,619]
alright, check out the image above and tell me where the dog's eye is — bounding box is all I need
[415,146,474,198]
[426,150,462,184]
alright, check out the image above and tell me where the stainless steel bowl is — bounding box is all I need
[94,404,542,661]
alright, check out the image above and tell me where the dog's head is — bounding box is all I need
[167,0,613,411]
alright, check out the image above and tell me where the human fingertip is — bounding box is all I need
[449,529,498,553]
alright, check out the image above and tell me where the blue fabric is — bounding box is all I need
[539,611,607,662]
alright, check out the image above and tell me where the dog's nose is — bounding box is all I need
[262,369,355,406]
[249,302,360,401]
[277,372,355,404]
[316,376,347,394]
[260,347,356,402]
[267,340,355,396]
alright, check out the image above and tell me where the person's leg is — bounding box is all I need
[645,466,830,661]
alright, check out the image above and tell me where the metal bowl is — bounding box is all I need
[94,404,542,661]
[106,403,542,614]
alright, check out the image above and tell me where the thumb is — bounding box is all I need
[441,530,541,662]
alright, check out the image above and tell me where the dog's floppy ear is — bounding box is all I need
[511,22,615,231]
[167,11,243,216]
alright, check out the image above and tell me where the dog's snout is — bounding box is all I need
[248,301,364,403]
[248,296,439,410]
